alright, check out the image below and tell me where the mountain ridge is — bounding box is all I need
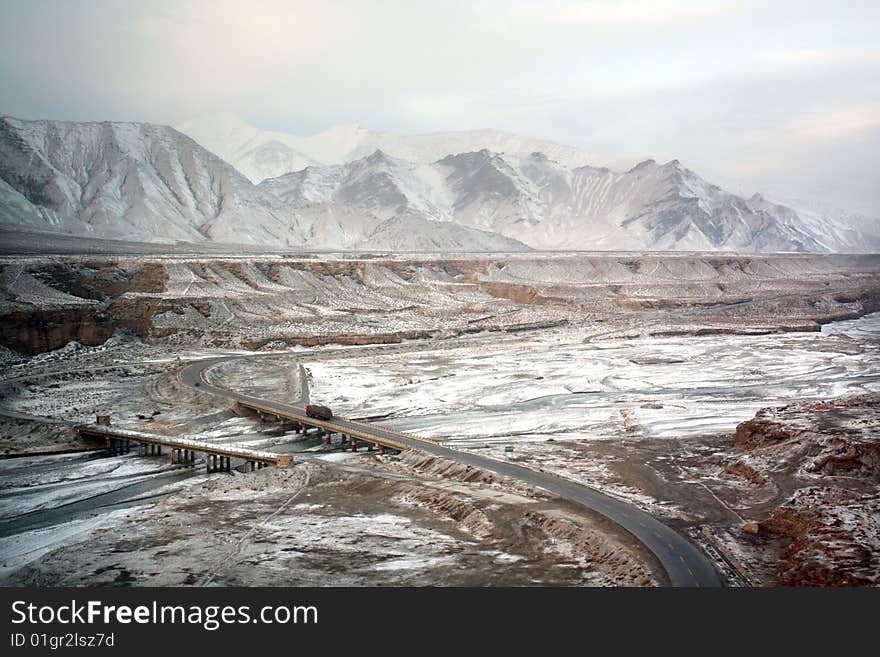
[175,112,636,184]
[2,115,879,253]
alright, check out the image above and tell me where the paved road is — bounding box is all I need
[179,356,722,587]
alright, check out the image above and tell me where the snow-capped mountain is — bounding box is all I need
[176,112,634,184]
[0,116,295,245]
[774,200,880,253]
[258,149,841,252]
[0,116,526,251]
[1,115,877,253]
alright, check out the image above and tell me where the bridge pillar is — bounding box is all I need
[325,433,331,445]
[351,439,358,452]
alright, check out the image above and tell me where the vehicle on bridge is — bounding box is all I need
[306,404,333,421]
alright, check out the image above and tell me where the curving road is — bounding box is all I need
[178,356,722,587]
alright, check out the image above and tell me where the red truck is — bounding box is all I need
[305,404,333,421]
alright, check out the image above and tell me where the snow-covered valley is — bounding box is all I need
[1,251,879,586]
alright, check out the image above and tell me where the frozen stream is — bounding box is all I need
[307,313,880,446]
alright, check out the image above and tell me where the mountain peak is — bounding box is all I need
[629,158,657,172]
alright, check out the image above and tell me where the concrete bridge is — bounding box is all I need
[238,398,430,453]
[77,424,292,473]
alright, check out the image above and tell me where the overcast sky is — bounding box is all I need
[2,0,878,215]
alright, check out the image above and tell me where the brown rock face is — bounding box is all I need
[1,260,169,354]
[734,414,799,449]
[724,460,766,485]
[759,487,880,586]
[735,394,880,480]
[0,307,116,355]
[807,437,880,478]
[729,395,880,586]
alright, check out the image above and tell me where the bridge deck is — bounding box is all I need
[77,424,292,467]
[234,398,438,452]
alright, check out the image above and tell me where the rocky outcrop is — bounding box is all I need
[0,260,168,354]
[0,307,116,355]
[724,460,766,486]
[726,395,880,586]
[734,413,801,449]
[734,394,880,480]
[758,487,880,586]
